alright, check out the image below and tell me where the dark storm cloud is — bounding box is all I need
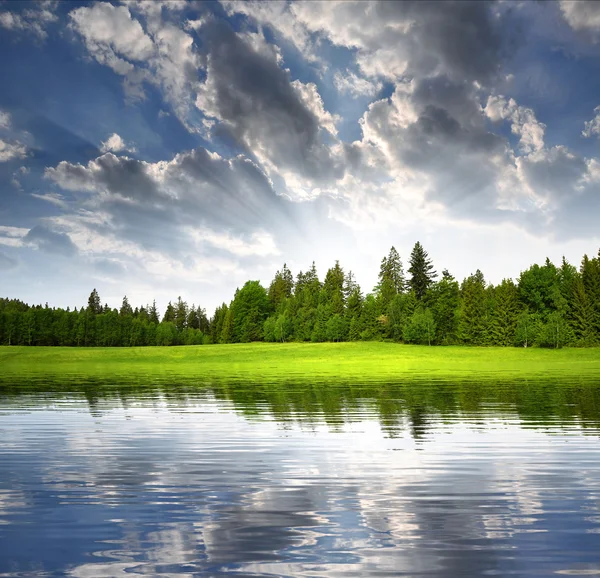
[24,225,78,256]
[198,20,343,183]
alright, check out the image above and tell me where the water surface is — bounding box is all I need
[1,376,600,577]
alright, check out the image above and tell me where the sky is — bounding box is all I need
[1,0,600,314]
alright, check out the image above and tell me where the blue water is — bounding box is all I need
[1,378,600,577]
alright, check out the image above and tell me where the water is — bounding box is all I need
[2,377,600,577]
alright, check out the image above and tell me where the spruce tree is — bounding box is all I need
[490,279,520,346]
[570,275,597,345]
[87,289,102,315]
[460,270,489,345]
[581,253,600,340]
[174,296,188,332]
[408,242,436,301]
[119,295,133,317]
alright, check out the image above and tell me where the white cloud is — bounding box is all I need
[69,2,200,125]
[485,96,545,154]
[0,110,10,129]
[31,192,69,209]
[0,4,57,39]
[0,226,27,248]
[0,139,27,162]
[582,106,600,138]
[69,3,154,65]
[100,133,136,154]
[333,70,382,98]
[560,0,600,35]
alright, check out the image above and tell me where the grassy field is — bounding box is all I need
[1,342,599,383]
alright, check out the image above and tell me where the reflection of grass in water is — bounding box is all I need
[1,342,600,382]
[1,374,600,440]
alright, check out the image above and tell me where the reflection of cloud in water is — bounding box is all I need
[1,393,600,577]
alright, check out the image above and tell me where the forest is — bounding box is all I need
[1,242,599,348]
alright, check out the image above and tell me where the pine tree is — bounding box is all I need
[460,270,489,345]
[220,307,234,343]
[428,270,460,345]
[570,275,597,345]
[120,295,133,317]
[174,296,188,332]
[490,279,520,346]
[408,242,436,301]
[149,300,159,324]
[581,253,600,340]
[87,289,102,315]
[163,301,175,323]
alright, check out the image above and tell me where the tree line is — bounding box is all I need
[1,242,599,348]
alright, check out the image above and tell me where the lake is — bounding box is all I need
[1,375,600,577]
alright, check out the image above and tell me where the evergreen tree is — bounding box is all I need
[163,301,175,324]
[323,261,346,315]
[174,296,188,332]
[87,289,102,315]
[149,301,159,324]
[581,253,600,340]
[460,270,489,345]
[187,305,200,330]
[387,291,417,341]
[408,242,437,300]
[490,278,520,346]
[570,276,597,345]
[119,295,133,318]
[220,307,234,343]
[428,270,460,345]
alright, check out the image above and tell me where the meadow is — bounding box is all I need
[1,342,599,383]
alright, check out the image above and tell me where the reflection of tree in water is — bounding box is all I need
[1,375,600,440]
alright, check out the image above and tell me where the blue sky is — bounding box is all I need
[1,0,600,313]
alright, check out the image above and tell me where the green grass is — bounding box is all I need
[1,342,599,383]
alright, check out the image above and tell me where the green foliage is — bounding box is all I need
[428,270,460,345]
[2,245,600,349]
[514,311,542,348]
[536,310,572,349]
[518,259,563,321]
[326,314,348,342]
[403,307,436,345]
[387,291,417,341]
[459,270,490,345]
[230,281,270,343]
[490,279,520,346]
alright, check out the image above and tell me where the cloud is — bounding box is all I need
[44,147,291,261]
[23,225,78,256]
[0,110,10,129]
[485,95,546,154]
[560,0,600,36]
[582,106,600,137]
[0,226,28,248]
[69,2,200,120]
[195,20,344,194]
[0,2,58,39]
[69,3,154,68]
[0,139,27,162]
[231,1,515,85]
[333,70,382,98]
[100,133,137,154]
[31,192,69,209]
